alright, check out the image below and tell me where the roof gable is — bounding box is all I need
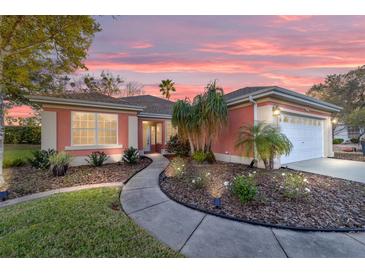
[224,86,342,112]
[224,86,276,101]
[121,95,174,115]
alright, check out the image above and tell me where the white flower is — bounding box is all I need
[177,167,181,170]
[192,179,196,183]
[206,172,211,177]
[248,173,252,177]
[281,173,286,176]
[223,181,230,186]
[303,178,308,182]
[252,171,256,174]
[305,187,311,193]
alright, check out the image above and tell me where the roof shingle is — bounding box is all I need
[45,92,134,105]
[224,86,276,101]
[121,95,174,115]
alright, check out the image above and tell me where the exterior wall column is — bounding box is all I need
[324,117,334,157]
[128,115,138,149]
[41,110,57,150]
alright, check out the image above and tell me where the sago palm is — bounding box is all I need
[159,79,176,100]
[235,122,292,169]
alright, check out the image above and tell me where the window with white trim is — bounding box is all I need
[71,112,118,145]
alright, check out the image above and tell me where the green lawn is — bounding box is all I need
[3,144,40,168]
[0,187,181,257]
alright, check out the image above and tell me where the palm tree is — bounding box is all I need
[171,80,228,156]
[159,79,176,100]
[235,122,293,169]
[172,99,195,153]
[201,80,228,151]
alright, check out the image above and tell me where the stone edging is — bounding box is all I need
[0,156,152,209]
[158,170,365,233]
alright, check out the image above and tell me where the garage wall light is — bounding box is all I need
[272,105,281,116]
[331,118,338,124]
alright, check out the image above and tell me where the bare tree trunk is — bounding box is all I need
[0,16,7,188]
[263,159,270,170]
[0,60,4,187]
[188,135,195,155]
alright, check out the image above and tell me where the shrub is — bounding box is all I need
[230,174,257,203]
[166,135,190,156]
[4,126,41,144]
[205,151,216,163]
[122,147,139,164]
[192,150,215,164]
[192,150,207,163]
[169,157,186,178]
[28,149,56,169]
[86,151,109,167]
[49,152,72,177]
[333,138,344,144]
[3,158,27,168]
[350,137,359,144]
[280,172,310,199]
[191,170,211,189]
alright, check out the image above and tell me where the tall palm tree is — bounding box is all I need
[202,80,228,151]
[159,79,176,100]
[172,99,195,153]
[171,80,228,155]
[235,122,292,169]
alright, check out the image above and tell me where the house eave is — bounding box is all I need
[27,95,145,112]
[226,88,342,113]
[138,112,172,119]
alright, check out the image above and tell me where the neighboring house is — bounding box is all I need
[334,124,364,141]
[29,86,341,168]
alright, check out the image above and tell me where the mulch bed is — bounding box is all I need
[160,158,365,230]
[3,157,151,199]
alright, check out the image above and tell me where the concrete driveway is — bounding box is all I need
[284,158,365,184]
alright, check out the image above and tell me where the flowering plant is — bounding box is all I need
[280,172,310,199]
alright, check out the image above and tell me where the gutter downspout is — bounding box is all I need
[248,95,257,124]
[248,95,258,164]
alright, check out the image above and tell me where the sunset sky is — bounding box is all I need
[7,15,365,117]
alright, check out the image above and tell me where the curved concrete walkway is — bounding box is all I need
[121,154,365,258]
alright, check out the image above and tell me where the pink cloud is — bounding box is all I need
[130,42,153,49]
[276,16,312,22]
[85,59,265,74]
[143,82,238,101]
[198,37,365,59]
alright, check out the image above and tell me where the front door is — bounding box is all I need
[143,123,151,152]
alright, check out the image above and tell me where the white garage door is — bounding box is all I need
[280,113,324,164]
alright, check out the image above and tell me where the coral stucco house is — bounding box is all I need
[29,93,175,166]
[29,86,341,168]
[213,86,341,168]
